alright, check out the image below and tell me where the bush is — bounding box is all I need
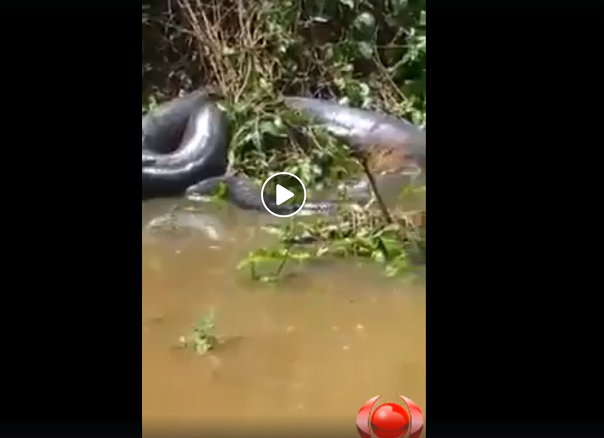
[142,0,427,277]
[142,0,426,182]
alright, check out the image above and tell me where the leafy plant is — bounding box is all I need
[178,311,218,355]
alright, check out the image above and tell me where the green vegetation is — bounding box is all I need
[178,310,219,355]
[237,202,426,282]
[143,0,426,282]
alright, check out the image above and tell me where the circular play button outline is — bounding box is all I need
[260,172,307,218]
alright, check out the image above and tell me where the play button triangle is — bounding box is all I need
[276,184,294,205]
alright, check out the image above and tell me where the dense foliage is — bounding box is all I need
[142,0,425,181]
[142,0,427,279]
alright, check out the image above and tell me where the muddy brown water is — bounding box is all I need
[142,191,426,435]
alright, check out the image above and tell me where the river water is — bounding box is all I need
[142,192,426,435]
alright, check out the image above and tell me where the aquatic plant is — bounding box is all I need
[178,310,218,355]
[236,165,426,282]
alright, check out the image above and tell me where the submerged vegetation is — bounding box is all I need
[142,0,426,282]
[178,310,219,355]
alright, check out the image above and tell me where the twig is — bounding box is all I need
[358,155,394,225]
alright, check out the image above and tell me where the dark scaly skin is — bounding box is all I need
[185,175,338,216]
[142,91,425,213]
[283,97,426,173]
[142,89,213,154]
[142,93,229,199]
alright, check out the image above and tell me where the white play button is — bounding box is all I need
[260,172,307,218]
[275,184,294,205]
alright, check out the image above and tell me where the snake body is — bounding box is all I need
[142,90,426,213]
